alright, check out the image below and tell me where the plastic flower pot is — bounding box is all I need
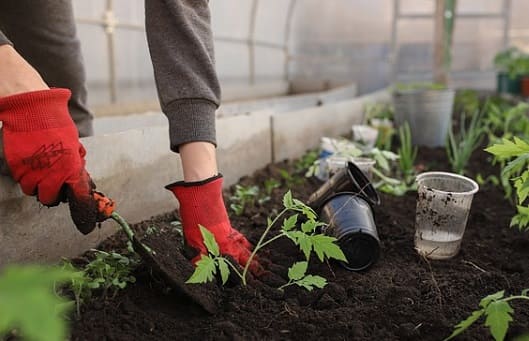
[352,124,378,149]
[414,172,479,260]
[521,75,529,97]
[320,193,380,271]
[308,161,380,213]
[392,88,455,147]
[497,72,521,95]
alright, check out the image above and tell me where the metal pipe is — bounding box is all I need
[503,0,512,48]
[248,0,259,85]
[390,0,400,83]
[104,0,118,103]
[283,0,297,83]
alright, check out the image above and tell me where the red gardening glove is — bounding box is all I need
[0,88,106,234]
[166,175,263,275]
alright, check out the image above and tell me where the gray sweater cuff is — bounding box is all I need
[165,99,217,152]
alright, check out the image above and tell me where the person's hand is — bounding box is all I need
[166,175,263,275]
[0,88,106,234]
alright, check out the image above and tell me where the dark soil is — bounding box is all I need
[70,145,529,341]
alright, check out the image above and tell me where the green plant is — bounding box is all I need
[295,149,319,173]
[264,178,280,196]
[187,191,346,288]
[397,122,418,182]
[60,261,94,318]
[455,89,480,115]
[230,184,260,216]
[279,168,304,187]
[84,250,138,297]
[364,102,394,122]
[0,265,78,341]
[493,47,529,79]
[486,137,529,230]
[485,102,529,140]
[447,110,485,174]
[445,289,529,341]
[277,261,326,291]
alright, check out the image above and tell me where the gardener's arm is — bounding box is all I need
[145,0,262,274]
[0,44,105,234]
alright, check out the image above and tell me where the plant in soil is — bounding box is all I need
[277,261,326,291]
[229,184,261,216]
[82,249,138,298]
[187,191,347,288]
[445,289,529,341]
[486,136,529,230]
[446,108,485,175]
[0,265,78,341]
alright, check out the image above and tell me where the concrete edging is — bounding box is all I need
[0,88,388,266]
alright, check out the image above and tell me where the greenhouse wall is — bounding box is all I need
[72,0,529,109]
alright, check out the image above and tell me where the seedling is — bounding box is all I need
[445,289,529,341]
[295,149,319,174]
[187,191,347,289]
[83,250,138,298]
[229,184,260,216]
[264,178,280,196]
[279,168,304,187]
[397,122,418,183]
[447,110,485,175]
[486,137,529,230]
[60,261,94,318]
[0,265,78,341]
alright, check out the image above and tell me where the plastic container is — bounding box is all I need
[392,89,455,147]
[414,172,479,260]
[308,161,380,213]
[320,193,380,271]
[352,125,378,149]
[497,72,521,95]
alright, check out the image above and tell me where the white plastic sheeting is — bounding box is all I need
[71,0,529,106]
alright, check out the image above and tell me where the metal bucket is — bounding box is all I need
[392,89,455,147]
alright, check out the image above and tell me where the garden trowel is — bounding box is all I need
[90,192,221,314]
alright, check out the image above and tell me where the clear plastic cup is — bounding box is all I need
[414,172,479,259]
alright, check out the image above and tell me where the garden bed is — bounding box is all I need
[70,142,529,340]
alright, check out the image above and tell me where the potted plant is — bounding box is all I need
[391,2,456,148]
[493,47,527,95]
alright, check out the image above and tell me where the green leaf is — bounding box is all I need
[310,234,347,262]
[486,138,529,159]
[0,265,75,341]
[480,290,505,308]
[282,214,298,231]
[217,258,230,285]
[186,255,216,284]
[199,225,219,257]
[484,300,513,341]
[444,309,485,340]
[288,261,308,281]
[283,190,294,208]
[301,220,318,233]
[294,275,327,291]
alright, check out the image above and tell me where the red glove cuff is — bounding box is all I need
[0,88,73,132]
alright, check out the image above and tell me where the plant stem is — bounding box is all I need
[278,280,293,291]
[503,295,529,302]
[111,212,134,241]
[258,233,285,250]
[242,208,289,285]
[224,259,244,281]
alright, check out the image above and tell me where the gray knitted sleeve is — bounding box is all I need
[145,0,221,152]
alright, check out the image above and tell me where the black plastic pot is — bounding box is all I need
[307,161,379,213]
[320,193,380,271]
